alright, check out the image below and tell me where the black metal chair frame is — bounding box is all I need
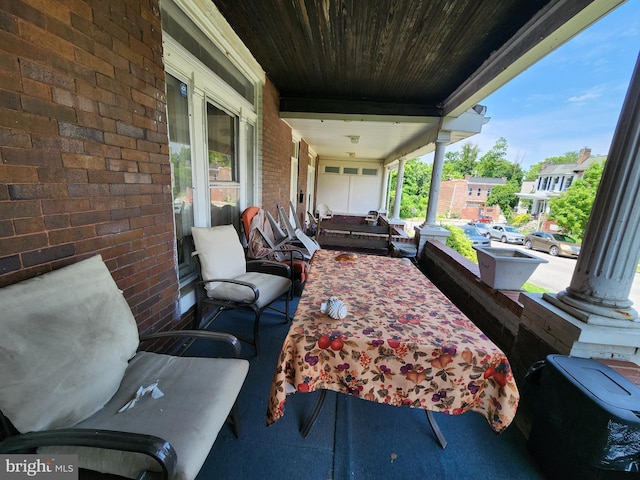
[194,253,294,356]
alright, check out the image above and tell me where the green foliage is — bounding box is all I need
[511,213,531,226]
[443,143,480,179]
[390,159,432,219]
[475,137,523,185]
[486,181,520,218]
[548,160,604,238]
[442,225,476,262]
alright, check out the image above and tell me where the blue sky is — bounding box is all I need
[426,1,639,171]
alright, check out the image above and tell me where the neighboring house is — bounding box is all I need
[437,176,505,220]
[516,148,606,216]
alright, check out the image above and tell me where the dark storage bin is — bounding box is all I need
[528,355,640,479]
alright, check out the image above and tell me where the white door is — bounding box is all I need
[306,164,315,222]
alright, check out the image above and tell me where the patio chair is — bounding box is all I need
[316,203,333,220]
[192,224,292,355]
[0,255,249,480]
[243,206,312,294]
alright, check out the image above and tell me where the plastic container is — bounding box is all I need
[473,246,547,290]
[528,355,640,479]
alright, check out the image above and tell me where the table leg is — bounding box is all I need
[300,389,327,438]
[426,410,448,449]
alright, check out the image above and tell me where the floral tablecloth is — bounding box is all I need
[267,250,519,433]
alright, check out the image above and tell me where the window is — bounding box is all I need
[343,167,358,175]
[167,74,196,281]
[163,0,259,291]
[564,176,573,190]
[208,103,240,231]
[362,168,378,176]
[468,187,473,196]
[325,166,340,174]
[477,188,481,196]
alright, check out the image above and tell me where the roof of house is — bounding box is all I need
[539,155,606,176]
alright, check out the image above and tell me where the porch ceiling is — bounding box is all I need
[211,0,625,163]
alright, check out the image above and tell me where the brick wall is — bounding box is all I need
[261,78,292,218]
[0,0,179,333]
[437,179,467,216]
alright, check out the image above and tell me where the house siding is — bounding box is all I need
[0,0,180,334]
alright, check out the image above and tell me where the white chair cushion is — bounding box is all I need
[207,271,291,309]
[192,225,246,290]
[0,255,139,432]
[40,351,249,480]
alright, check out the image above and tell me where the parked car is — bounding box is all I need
[472,215,493,223]
[466,221,491,237]
[524,231,581,258]
[461,225,491,247]
[489,225,524,244]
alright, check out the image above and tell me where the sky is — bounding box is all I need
[422,1,640,171]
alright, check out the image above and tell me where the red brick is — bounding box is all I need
[0,220,14,237]
[14,216,44,234]
[23,244,76,267]
[22,78,51,100]
[44,214,70,230]
[0,107,58,135]
[9,183,68,200]
[87,170,125,184]
[121,148,148,162]
[96,219,130,235]
[21,0,71,24]
[107,158,138,173]
[0,232,48,256]
[104,132,136,149]
[41,198,90,215]
[124,172,152,184]
[76,111,116,133]
[2,147,61,167]
[61,153,105,170]
[38,167,88,184]
[0,165,38,183]
[70,210,111,226]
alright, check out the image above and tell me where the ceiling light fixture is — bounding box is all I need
[348,135,360,144]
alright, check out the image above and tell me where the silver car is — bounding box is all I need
[489,225,524,244]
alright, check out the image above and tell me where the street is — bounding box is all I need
[487,241,640,308]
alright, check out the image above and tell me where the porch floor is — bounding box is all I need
[187,296,545,479]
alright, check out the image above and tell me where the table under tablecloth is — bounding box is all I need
[267,250,519,433]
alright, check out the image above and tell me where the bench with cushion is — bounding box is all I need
[0,255,249,480]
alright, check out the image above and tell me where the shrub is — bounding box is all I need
[442,225,476,262]
[512,213,531,226]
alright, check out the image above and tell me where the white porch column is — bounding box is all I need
[423,133,450,226]
[390,158,406,222]
[521,56,640,364]
[379,166,390,213]
[415,132,451,257]
[547,55,640,328]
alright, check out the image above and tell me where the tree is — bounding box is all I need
[548,160,605,238]
[442,142,480,179]
[475,137,524,184]
[389,158,432,218]
[486,181,521,219]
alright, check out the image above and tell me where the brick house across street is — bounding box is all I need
[437,176,504,221]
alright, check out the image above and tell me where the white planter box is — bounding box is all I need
[474,246,548,290]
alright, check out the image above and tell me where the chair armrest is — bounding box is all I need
[197,278,260,303]
[140,330,242,358]
[0,429,177,480]
[246,258,292,279]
